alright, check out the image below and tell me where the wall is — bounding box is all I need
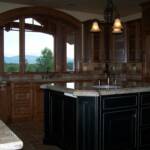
[0,2,27,13]
[0,1,141,22]
[0,1,103,22]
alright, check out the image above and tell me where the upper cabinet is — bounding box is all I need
[83,19,143,79]
[126,19,142,62]
[111,32,126,63]
[83,19,142,63]
[83,20,105,63]
[141,2,150,33]
[141,2,150,78]
[83,20,139,63]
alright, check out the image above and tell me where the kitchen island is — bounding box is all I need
[41,81,150,150]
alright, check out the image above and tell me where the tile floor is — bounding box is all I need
[9,121,61,150]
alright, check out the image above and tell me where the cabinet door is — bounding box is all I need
[143,34,150,77]
[0,85,10,123]
[83,20,105,63]
[63,96,76,150]
[43,90,76,149]
[77,97,99,150]
[11,83,33,121]
[112,33,126,62]
[103,109,137,150]
[126,20,142,62]
[51,91,64,146]
[43,89,53,144]
[33,83,44,121]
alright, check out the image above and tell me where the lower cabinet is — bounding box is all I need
[102,94,138,150]
[0,85,11,123]
[76,97,99,150]
[77,97,99,150]
[33,83,44,121]
[43,90,150,150]
[103,110,137,150]
[44,90,76,150]
[11,82,44,122]
[63,96,76,150]
[139,92,150,150]
[11,82,33,121]
[52,91,64,146]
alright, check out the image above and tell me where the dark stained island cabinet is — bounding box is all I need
[41,83,150,150]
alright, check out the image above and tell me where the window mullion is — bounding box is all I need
[0,28,4,74]
[19,18,25,73]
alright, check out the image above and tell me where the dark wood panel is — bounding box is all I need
[103,109,137,150]
[76,96,99,150]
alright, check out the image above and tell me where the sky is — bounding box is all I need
[4,30,74,59]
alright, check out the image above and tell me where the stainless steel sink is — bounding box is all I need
[92,85,121,89]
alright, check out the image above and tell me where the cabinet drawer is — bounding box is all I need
[141,92,150,106]
[102,94,138,110]
[140,107,150,126]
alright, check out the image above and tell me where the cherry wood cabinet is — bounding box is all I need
[33,82,44,121]
[83,20,125,63]
[0,84,11,123]
[83,20,105,63]
[111,33,126,62]
[126,19,142,62]
[11,82,33,121]
[141,2,150,79]
[83,19,143,64]
[11,82,44,122]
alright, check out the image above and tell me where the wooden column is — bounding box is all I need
[0,28,4,73]
[19,17,25,73]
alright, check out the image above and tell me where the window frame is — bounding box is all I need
[0,6,82,75]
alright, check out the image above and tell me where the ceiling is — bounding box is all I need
[0,0,148,16]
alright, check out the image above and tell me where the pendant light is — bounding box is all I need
[90,20,101,32]
[91,0,123,33]
[112,5,123,33]
[112,18,123,33]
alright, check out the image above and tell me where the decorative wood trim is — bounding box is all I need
[0,6,81,28]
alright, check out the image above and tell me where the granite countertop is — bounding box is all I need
[0,120,23,150]
[40,81,150,96]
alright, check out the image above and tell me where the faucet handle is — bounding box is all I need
[98,80,101,86]
[114,79,117,85]
[107,77,110,85]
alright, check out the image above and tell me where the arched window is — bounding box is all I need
[0,6,81,74]
[4,17,55,73]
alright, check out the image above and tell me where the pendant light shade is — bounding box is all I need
[112,17,123,33]
[90,21,101,32]
[112,26,122,33]
[113,18,123,28]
